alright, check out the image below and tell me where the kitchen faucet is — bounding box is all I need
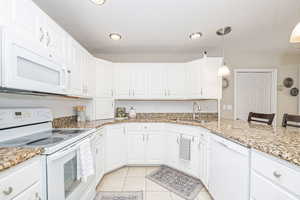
[193,102,201,120]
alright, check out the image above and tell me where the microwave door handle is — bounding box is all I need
[47,142,80,162]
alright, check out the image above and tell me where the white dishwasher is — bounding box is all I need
[209,134,250,200]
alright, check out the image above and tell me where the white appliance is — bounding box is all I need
[0,108,97,200]
[209,134,250,200]
[0,27,67,94]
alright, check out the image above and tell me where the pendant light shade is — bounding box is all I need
[216,26,232,77]
[290,22,300,43]
[218,64,230,77]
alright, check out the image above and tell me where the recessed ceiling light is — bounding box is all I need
[109,33,122,41]
[189,32,202,40]
[90,0,106,5]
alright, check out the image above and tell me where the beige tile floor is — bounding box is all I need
[96,166,213,200]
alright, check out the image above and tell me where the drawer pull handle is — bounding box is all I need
[35,192,41,200]
[273,171,282,178]
[3,186,13,195]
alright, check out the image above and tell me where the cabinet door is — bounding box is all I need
[11,0,40,45]
[94,133,105,182]
[251,172,298,200]
[198,140,208,187]
[105,126,127,172]
[67,39,82,95]
[201,58,222,99]
[145,132,165,164]
[44,17,66,65]
[0,0,10,26]
[13,182,42,200]
[127,133,145,164]
[166,132,180,170]
[114,65,131,98]
[186,60,203,99]
[148,65,166,98]
[94,98,114,119]
[131,66,148,98]
[166,65,186,99]
[95,59,114,98]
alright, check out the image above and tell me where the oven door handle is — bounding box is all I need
[47,142,80,162]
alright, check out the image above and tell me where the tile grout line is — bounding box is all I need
[122,167,129,191]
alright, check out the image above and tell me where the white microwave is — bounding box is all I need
[0,27,67,94]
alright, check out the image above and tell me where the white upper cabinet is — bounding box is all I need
[95,59,114,98]
[81,53,96,97]
[0,0,11,26]
[165,64,186,99]
[186,58,222,99]
[66,38,83,95]
[148,64,166,98]
[43,17,66,66]
[186,59,203,99]
[201,58,222,99]
[114,64,148,99]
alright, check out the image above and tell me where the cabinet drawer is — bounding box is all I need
[126,123,164,132]
[12,181,42,200]
[252,151,300,196]
[251,171,298,200]
[0,157,41,200]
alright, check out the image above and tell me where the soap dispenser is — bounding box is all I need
[128,107,137,119]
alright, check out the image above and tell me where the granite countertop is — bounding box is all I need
[54,118,300,167]
[0,147,43,172]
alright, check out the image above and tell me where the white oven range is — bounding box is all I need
[0,108,97,200]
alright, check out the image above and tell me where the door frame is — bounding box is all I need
[234,69,277,123]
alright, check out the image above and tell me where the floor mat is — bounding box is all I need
[146,165,203,200]
[94,191,143,200]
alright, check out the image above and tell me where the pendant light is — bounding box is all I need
[290,22,300,43]
[217,26,231,77]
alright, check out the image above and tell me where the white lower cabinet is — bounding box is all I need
[105,125,127,172]
[166,131,180,169]
[12,182,42,200]
[127,125,165,165]
[250,151,300,200]
[92,129,105,184]
[251,172,298,200]
[145,132,165,164]
[209,135,250,200]
[0,157,43,200]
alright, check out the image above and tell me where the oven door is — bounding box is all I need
[47,140,94,200]
[3,41,67,94]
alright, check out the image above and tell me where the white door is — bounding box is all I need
[127,133,145,164]
[145,132,165,164]
[235,71,273,121]
[105,125,127,172]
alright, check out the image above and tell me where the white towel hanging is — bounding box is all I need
[77,138,95,182]
[179,135,191,161]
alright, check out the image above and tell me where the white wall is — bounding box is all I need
[221,52,300,123]
[0,93,93,119]
[116,100,218,113]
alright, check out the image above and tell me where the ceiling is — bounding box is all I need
[33,0,300,62]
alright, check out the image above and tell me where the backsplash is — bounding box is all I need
[52,116,77,128]
[52,112,218,128]
[136,113,218,121]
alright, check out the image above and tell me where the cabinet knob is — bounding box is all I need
[3,186,13,195]
[273,171,282,178]
[67,70,71,74]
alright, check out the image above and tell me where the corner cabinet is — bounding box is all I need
[105,125,127,172]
